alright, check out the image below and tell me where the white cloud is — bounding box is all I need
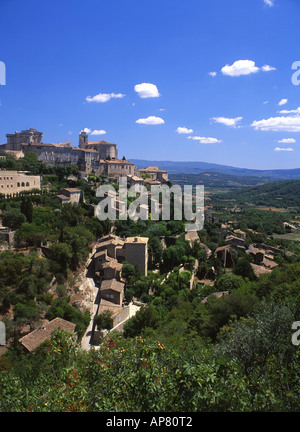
[86,92,125,103]
[251,116,300,132]
[176,126,194,134]
[278,98,288,106]
[90,130,107,135]
[261,65,277,72]
[135,116,165,125]
[134,83,160,98]
[274,147,294,152]
[278,138,296,144]
[221,60,260,77]
[82,128,91,133]
[209,71,217,77]
[221,60,276,77]
[279,107,300,115]
[212,116,243,128]
[264,0,274,7]
[187,136,222,144]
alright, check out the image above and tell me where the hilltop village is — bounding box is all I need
[1,128,300,411]
[0,127,298,352]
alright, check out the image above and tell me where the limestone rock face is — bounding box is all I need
[70,277,95,314]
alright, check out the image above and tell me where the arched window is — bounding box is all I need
[17,182,20,187]
[26,182,29,187]
[21,182,25,187]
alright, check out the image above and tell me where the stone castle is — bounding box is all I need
[0,129,135,178]
[0,128,169,183]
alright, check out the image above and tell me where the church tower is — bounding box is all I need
[79,130,88,149]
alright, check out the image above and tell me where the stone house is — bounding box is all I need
[100,278,125,306]
[54,188,84,205]
[225,235,245,248]
[94,234,148,276]
[215,245,236,267]
[19,317,76,352]
[138,166,169,184]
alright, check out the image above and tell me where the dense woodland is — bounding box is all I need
[1,152,300,412]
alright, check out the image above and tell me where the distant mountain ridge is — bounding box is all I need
[130,159,300,179]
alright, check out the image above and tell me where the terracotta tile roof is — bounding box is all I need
[56,194,70,201]
[225,235,245,242]
[100,278,124,293]
[19,317,76,352]
[251,264,272,277]
[143,178,161,185]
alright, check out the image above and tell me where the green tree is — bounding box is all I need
[94,310,113,330]
[1,208,26,230]
[20,196,33,223]
[15,223,48,247]
[49,242,73,275]
[233,258,257,281]
[123,305,159,337]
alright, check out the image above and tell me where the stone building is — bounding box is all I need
[19,317,76,352]
[96,159,135,179]
[0,129,139,177]
[94,248,123,282]
[54,188,84,205]
[100,279,125,306]
[0,170,41,196]
[78,131,118,160]
[0,227,15,246]
[6,128,43,150]
[215,245,237,267]
[124,236,148,277]
[138,166,169,184]
[93,234,148,277]
[1,129,169,184]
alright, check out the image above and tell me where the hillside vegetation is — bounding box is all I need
[214,180,300,209]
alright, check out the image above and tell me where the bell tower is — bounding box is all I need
[79,130,88,149]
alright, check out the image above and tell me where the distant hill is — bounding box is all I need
[131,159,300,179]
[168,172,280,189]
[215,180,300,209]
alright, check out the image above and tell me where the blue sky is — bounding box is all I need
[1,0,300,169]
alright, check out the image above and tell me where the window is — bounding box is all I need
[26,182,29,187]
[17,182,20,187]
[21,182,25,187]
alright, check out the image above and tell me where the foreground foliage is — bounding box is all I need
[0,317,300,413]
